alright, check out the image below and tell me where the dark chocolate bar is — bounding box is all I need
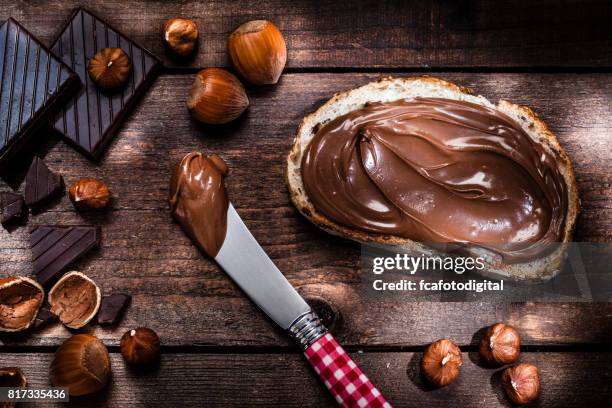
[51,8,162,160]
[24,156,63,208]
[98,294,131,325]
[30,225,100,286]
[0,18,80,170]
[32,304,58,330]
[0,191,25,227]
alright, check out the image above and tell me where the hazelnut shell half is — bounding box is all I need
[50,334,111,396]
[0,367,27,408]
[0,276,44,332]
[0,366,27,387]
[48,271,101,329]
[479,322,521,366]
[420,338,463,387]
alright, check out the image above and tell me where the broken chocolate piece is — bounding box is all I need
[24,157,64,209]
[0,191,25,227]
[32,304,58,330]
[0,18,80,171]
[30,225,100,287]
[51,8,162,160]
[98,294,131,325]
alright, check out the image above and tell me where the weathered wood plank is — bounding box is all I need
[4,352,612,407]
[1,73,611,348]
[1,0,610,70]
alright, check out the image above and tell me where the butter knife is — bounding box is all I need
[214,204,391,408]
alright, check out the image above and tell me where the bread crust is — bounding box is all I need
[286,76,580,281]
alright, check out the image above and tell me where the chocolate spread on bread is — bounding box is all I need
[169,152,230,257]
[301,98,568,262]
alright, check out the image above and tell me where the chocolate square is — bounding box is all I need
[0,18,79,170]
[0,191,25,227]
[51,8,162,160]
[98,294,131,325]
[24,156,64,209]
[30,225,101,287]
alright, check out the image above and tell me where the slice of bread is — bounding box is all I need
[286,76,579,281]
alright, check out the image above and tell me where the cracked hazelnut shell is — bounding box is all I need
[228,20,287,85]
[187,68,249,124]
[121,327,161,366]
[163,18,198,56]
[88,48,131,90]
[69,178,110,210]
[421,339,463,387]
[479,322,521,366]
[0,276,44,332]
[50,334,111,396]
[501,363,540,405]
[48,271,101,329]
[0,367,27,408]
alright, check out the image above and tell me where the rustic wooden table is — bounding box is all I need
[1,1,611,406]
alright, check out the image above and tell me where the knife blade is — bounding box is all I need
[215,204,310,329]
[213,204,392,407]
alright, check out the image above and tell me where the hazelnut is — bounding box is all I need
[0,367,27,408]
[88,48,131,90]
[187,68,249,124]
[228,20,287,85]
[420,339,463,387]
[69,178,110,210]
[163,18,198,56]
[479,322,521,366]
[501,363,540,405]
[48,271,101,329]
[50,334,111,396]
[0,276,44,332]
[121,327,161,366]
[0,366,27,387]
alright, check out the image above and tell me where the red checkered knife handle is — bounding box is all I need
[289,312,392,408]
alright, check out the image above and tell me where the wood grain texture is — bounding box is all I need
[1,0,610,70]
[0,72,610,348]
[3,351,611,407]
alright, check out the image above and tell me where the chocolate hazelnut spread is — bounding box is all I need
[301,98,568,262]
[169,152,230,258]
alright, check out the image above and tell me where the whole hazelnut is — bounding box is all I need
[88,48,131,90]
[121,327,161,366]
[228,20,287,85]
[421,339,463,387]
[187,68,249,124]
[479,322,521,366]
[163,18,198,56]
[501,363,540,405]
[69,178,110,210]
[50,334,111,396]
